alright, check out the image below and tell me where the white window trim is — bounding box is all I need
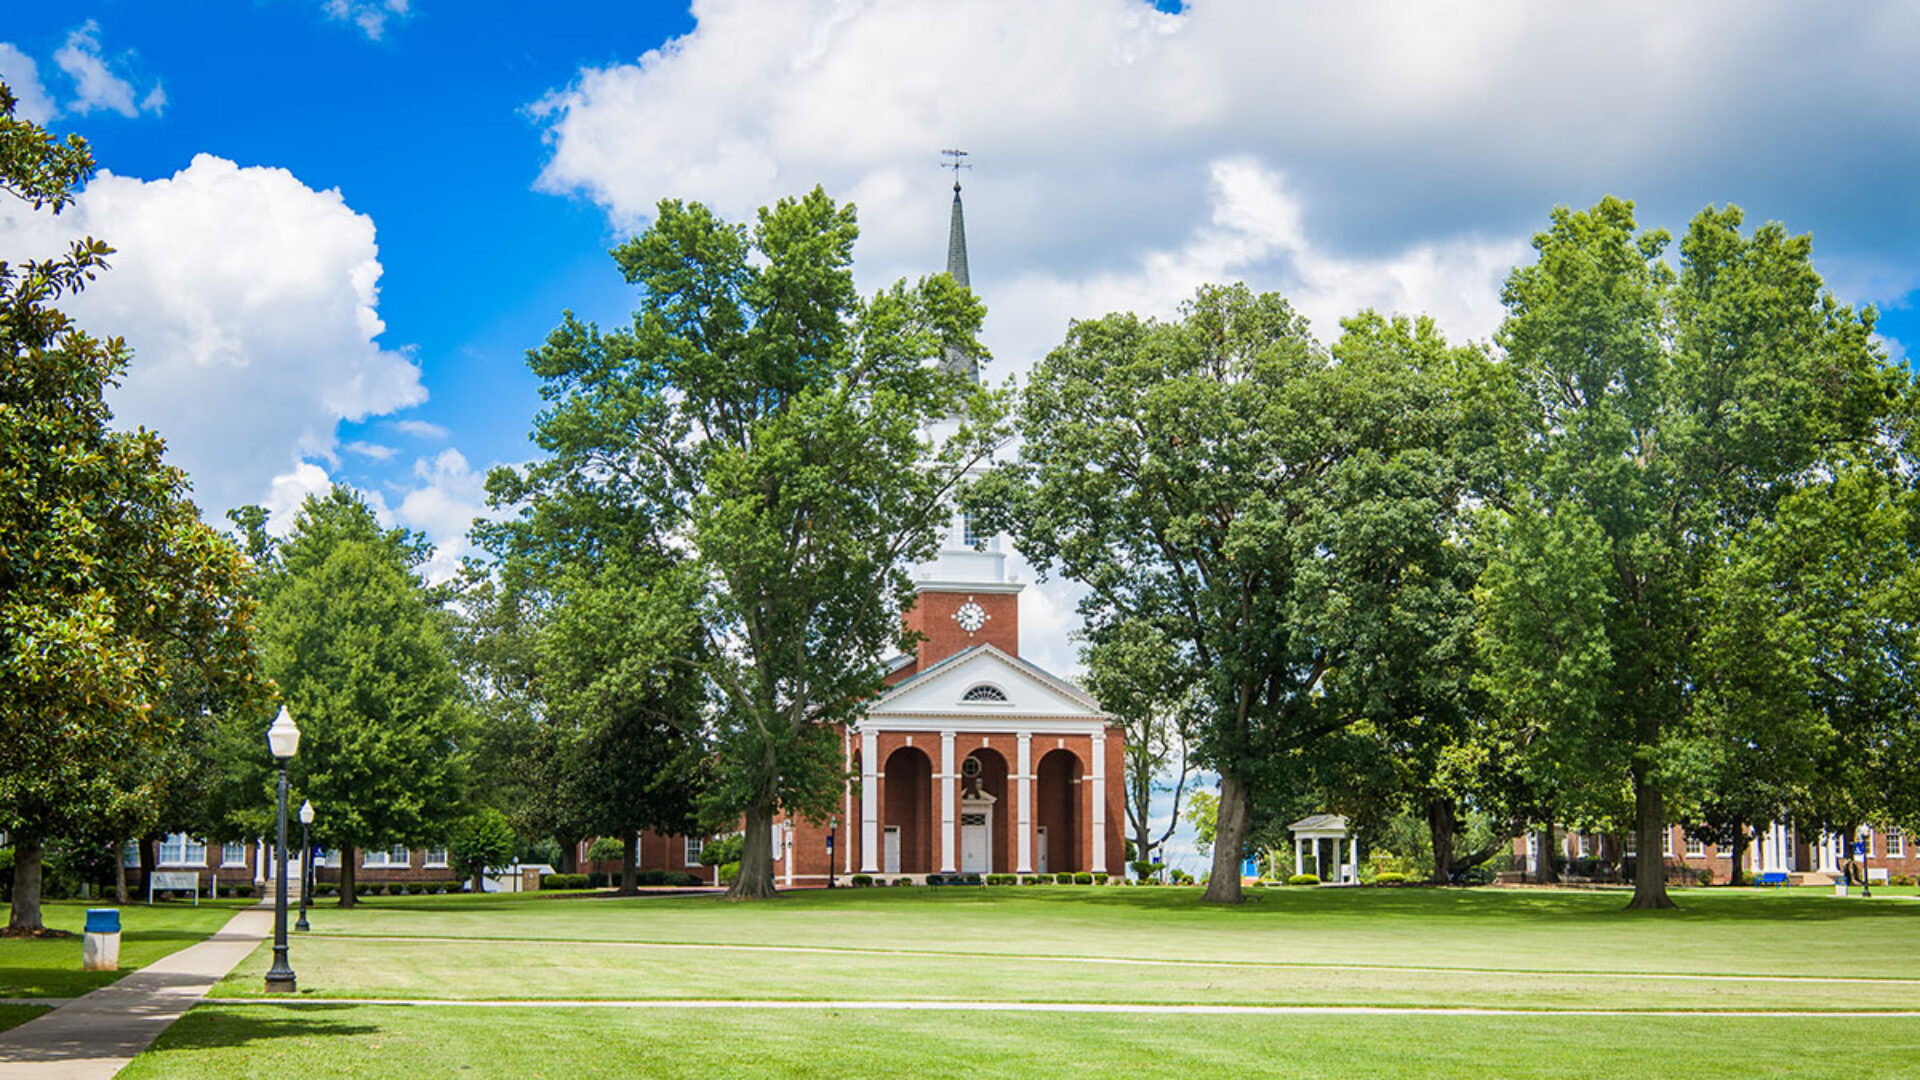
[1889,830,1906,858]
[424,847,449,869]
[685,837,704,867]
[363,844,411,868]
[159,833,207,867]
[221,841,249,868]
[1662,830,1673,857]
[1684,836,1704,859]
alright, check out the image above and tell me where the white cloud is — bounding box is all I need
[0,44,57,123]
[342,440,398,461]
[54,20,163,118]
[392,418,450,440]
[263,462,338,537]
[394,448,503,583]
[532,0,1920,370]
[322,0,413,41]
[0,153,425,518]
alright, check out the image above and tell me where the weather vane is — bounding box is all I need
[942,148,970,188]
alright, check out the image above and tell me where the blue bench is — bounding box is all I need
[1756,871,1789,888]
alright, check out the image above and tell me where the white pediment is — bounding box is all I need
[866,644,1106,731]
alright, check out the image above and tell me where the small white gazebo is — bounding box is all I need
[1288,813,1357,883]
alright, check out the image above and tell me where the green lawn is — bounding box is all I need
[119,886,1920,1078]
[0,1003,51,1033]
[122,1004,1920,1079]
[0,899,252,998]
[213,885,1920,1010]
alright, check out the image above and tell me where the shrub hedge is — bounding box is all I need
[1287,873,1320,886]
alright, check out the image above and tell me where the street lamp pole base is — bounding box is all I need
[264,974,298,993]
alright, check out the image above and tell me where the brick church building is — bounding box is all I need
[607,174,1123,887]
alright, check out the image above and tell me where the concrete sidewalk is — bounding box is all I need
[0,905,273,1079]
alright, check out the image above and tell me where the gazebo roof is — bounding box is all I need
[1287,813,1351,838]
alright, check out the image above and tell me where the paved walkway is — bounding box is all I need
[0,905,273,1079]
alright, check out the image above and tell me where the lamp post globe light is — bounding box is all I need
[265,705,300,993]
[296,799,315,932]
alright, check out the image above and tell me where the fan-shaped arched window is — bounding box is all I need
[961,684,1009,703]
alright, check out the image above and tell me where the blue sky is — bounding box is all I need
[7,1,1920,869]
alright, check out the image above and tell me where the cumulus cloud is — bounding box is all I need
[0,153,425,518]
[322,0,413,41]
[532,0,1920,361]
[0,44,57,123]
[54,20,164,118]
[393,448,500,582]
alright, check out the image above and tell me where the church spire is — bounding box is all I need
[939,149,975,383]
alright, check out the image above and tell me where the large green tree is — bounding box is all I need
[492,189,999,898]
[1476,198,1900,908]
[246,488,469,905]
[0,85,261,932]
[977,289,1485,902]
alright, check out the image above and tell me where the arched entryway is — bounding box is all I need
[959,747,1011,874]
[1035,748,1082,874]
[882,746,933,874]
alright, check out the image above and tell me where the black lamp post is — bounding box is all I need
[265,705,300,993]
[296,799,314,932]
[1859,825,1874,899]
[827,816,838,889]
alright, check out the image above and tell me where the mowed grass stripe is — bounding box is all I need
[306,932,1920,986]
[211,937,1920,1012]
[199,996,1920,1016]
[120,1004,1920,1079]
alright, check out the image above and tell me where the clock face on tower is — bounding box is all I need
[954,600,988,634]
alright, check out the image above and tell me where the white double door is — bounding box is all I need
[960,800,993,874]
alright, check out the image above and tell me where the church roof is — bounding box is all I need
[872,641,1105,719]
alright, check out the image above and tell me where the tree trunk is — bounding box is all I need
[114,841,129,905]
[339,845,358,907]
[1534,824,1560,883]
[1626,777,1676,910]
[558,835,580,875]
[1201,772,1249,904]
[619,828,640,895]
[1727,830,1749,886]
[1426,796,1458,885]
[728,800,779,900]
[6,832,46,934]
[138,837,157,896]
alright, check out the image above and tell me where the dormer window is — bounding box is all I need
[961,684,1008,703]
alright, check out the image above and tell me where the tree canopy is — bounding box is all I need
[490,188,1002,898]
[1,84,262,933]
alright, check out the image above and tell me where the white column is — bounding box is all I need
[1294,838,1304,876]
[782,824,794,888]
[860,728,879,873]
[1090,730,1108,874]
[1016,732,1033,874]
[1350,836,1359,883]
[940,730,957,872]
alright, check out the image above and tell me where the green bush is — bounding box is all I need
[1073,872,1093,885]
[1288,873,1320,886]
[1093,873,1109,885]
[926,873,946,885]
[718,861,739,885]
[1129,860,1157,881]
[850,873,874,887]
[1372,872,1407,885]
[585,837,625,862]
[664,871,699,887]
[894,877,912,886]
[1054,872,1073,884]
[587,871,608,888]
[638,869,667,887]
[1169,869,1193,885]
[540,873,590,890]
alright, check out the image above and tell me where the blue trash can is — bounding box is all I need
[83,908,121,971]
